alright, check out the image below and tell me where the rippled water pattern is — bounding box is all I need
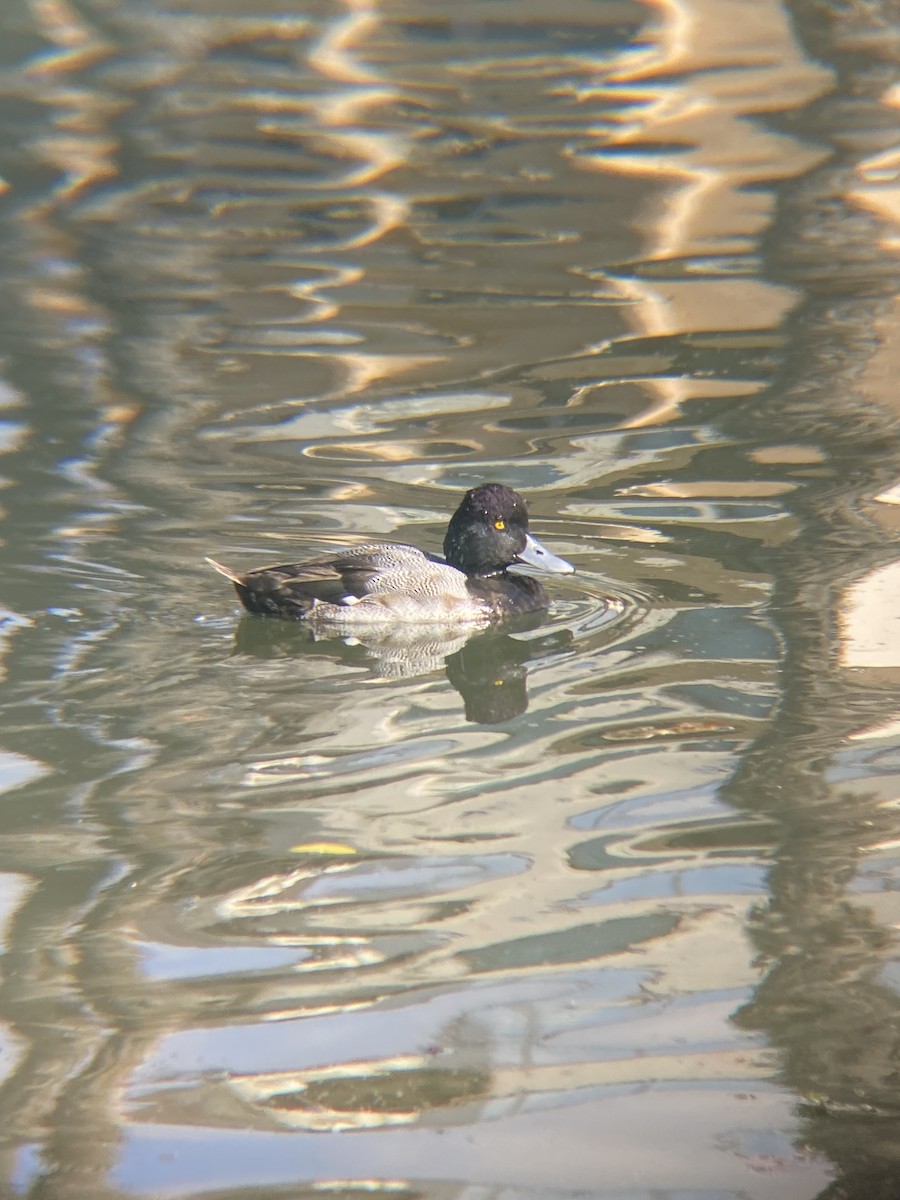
[1,0,900,1196]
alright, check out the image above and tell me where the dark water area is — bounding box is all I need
[1,0,899,1196]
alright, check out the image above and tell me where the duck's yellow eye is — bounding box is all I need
[494,518,506,530]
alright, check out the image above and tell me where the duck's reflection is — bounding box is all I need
[233,613,574,723]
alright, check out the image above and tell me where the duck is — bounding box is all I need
[208,483,574,626]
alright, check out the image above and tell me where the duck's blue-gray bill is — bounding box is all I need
[513,533,575,575]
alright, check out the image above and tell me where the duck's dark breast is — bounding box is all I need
[466,573,549,618]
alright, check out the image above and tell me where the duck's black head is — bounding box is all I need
[443,483,574,578]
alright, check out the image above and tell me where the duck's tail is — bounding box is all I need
[206,556,244,584]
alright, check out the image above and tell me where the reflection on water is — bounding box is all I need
[230,568,629,719]
[236,615,564,721]
[0,0,898,1196]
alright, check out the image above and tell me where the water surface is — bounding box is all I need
[1,0,899,1197]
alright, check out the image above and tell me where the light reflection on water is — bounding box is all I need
[0,0,898,1197]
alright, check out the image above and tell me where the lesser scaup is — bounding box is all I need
[208,483,574,626]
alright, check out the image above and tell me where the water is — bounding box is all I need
[0,0,899,1196]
